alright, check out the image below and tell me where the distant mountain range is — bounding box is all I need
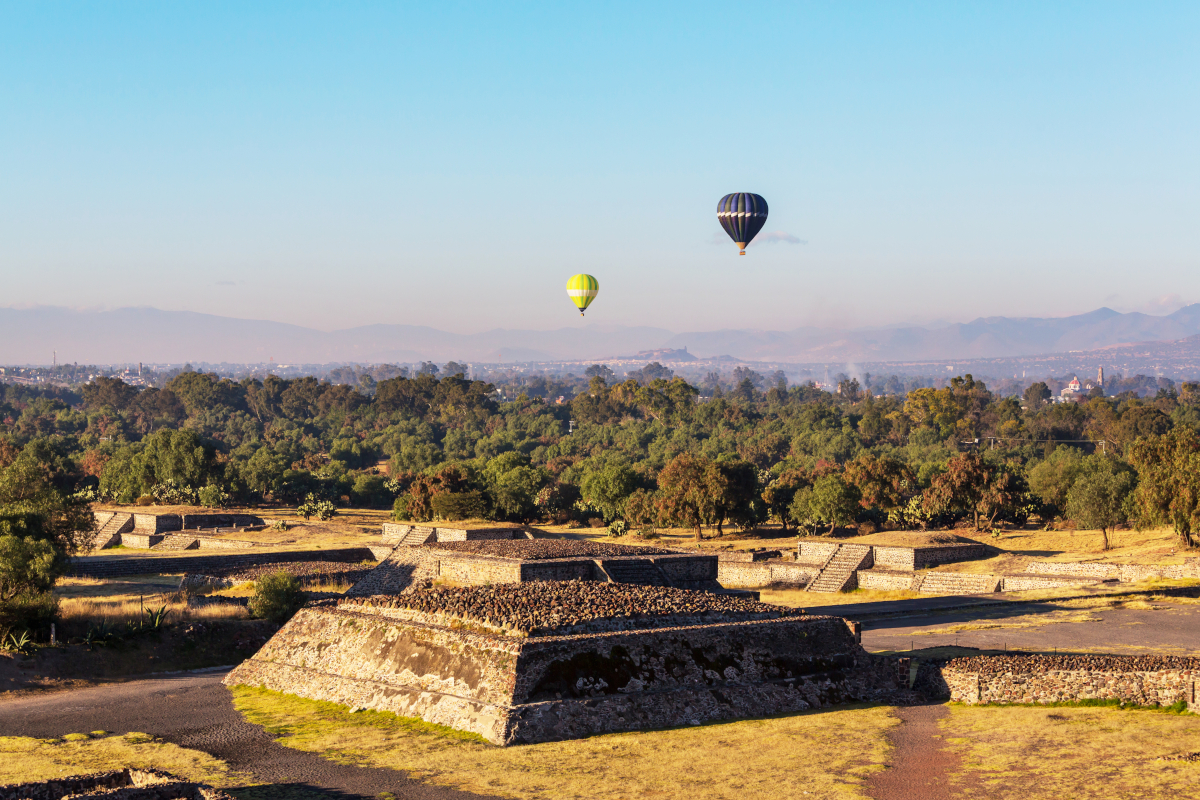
[2,304,1200,366]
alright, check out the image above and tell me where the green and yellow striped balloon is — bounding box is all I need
[566,274,599,316]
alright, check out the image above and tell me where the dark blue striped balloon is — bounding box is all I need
[717,193,768,254]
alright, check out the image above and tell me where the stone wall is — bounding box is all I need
[856,569,917,591]
[1026,559,1200,583]
[120,533,165,549]
[797,541,840,564]
[180,513,265,530]
[225,606,908,745]
[999,574,1103,592]
[69,547,377,578]
[871,544,988,571]
[133,513,182,534]
[936,654,1200,711]
[717,550,783,562]
[717,560,818,588]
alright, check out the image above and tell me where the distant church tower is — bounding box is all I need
[1097,366,1104,387]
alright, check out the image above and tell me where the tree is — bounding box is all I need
[761,469,811,532]
[655,453,724,540]
[584,364,616,385]
[1127,428,1200,548]
[843,453,914,514]
[483,453,548,522]
[922,452,1004,531]
[713,460,759,534]
[0,535,56,600]
[1024,382,1052,410]
[789,475,861,535]
[580,464,639,523]
[80,377,138,411]
[1027,447,1086,517]
[1065,457,1137,550]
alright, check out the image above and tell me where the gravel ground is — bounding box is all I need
[418,539,678,560]
[0,672,494,800]
[341,580,805,634]
[866,705,961,800]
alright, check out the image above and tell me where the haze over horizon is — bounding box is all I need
[2,2,1198,335]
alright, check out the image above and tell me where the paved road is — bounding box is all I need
[0,670,493,800]
[861,598,1200,655]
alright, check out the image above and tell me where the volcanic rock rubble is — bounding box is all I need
[418,539,677,559]
[339,580,808,636]
[946,653,1200,674]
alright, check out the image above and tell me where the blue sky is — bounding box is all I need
[1,2,1197,333]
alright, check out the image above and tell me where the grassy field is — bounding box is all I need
[228,687,1200,800]
[942,704,1200,799]
[0,731,244,788]
[231,686,897,800]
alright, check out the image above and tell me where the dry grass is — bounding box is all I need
[231,686,898,800]
[0,732,245,787]
[941,704,1200,799]
[57,595,248,634]
[759,587,926,608]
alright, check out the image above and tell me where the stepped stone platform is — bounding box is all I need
[381,523,530,546]
[348,538,722,597]
[225,581,907,744]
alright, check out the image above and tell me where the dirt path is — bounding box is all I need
[0,669,494,800]
[867,704,960,800]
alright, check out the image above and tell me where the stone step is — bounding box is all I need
[806,543,873,593]
[92,512,134,549]
[152,534,200,551]
[400,526,437,546]
[916,571,1001,595]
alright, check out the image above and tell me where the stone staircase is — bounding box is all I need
[152,534,201,551]
[806,544,873,593]
[92,511,133,549]
[399,526,437,546]
[599,558,671,587]
[914,571,1001,595]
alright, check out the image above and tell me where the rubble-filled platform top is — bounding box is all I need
[338,580,807,636]
[417,538,681,560]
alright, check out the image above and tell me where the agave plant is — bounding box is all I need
[3,630,33,655]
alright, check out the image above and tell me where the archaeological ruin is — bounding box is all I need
[224,580,909,744]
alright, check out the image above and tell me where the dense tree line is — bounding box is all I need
[3,369,1200,559]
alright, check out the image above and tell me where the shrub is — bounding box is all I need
[296,493,337,521]
[607,519,628,537]
[248,571,304,623]
[391,495,413,522]
[588,517,605,528]
[197,484,229,509]
[135,495,154,506]
[0,591,59,641]
[431,490,488,521]
[269,519,289,531]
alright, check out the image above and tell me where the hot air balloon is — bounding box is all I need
[717,193,768,255]
[566,274,599,316]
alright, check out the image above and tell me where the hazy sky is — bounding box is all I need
[2,2,1197,333]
